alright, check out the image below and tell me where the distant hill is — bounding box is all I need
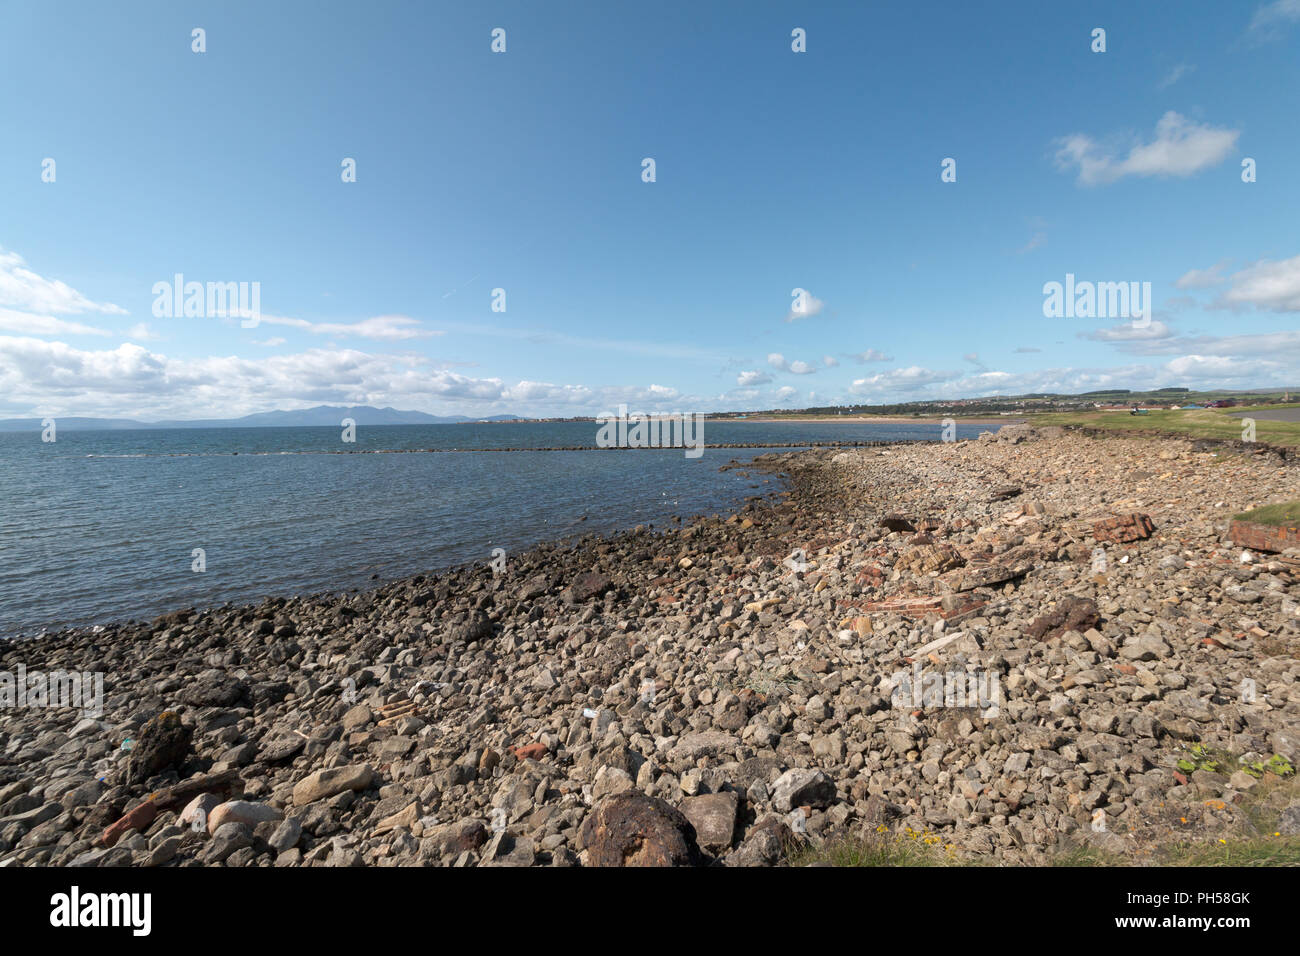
[0,405,531,432]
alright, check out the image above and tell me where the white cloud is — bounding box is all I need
[1162,354,1283,379]
[849,366,958,394]
[849,348,893,363]
[1082,320,1174,342]
[1157,63,1195,89]
[1018,232,1047,254]
[0,337,706,420]
[784,290,825,322]
[125,322,162,341]
[1248,0,1300,39]
[1054,112,1239,186]
[737,370,772,386]
[0,250,127,316]
[1113,328,1300,360]
[1175,261,1231,289]
[239,312,441,341]
[1213,254,1300,312]
[823,355,839,368]
[767,352,818,374]
[0,308,112,337]
[774,386,798,401]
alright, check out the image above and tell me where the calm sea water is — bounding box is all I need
[0,420,996,637]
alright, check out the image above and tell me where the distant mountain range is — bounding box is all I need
[0,405,531,432]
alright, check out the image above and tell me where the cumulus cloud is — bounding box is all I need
[767,353,818,374]
[823,355,839,368]
[737,370,772,386]
[1081,320,1174,342]
[1213,254,1300,312]
[1175,261,1231,289]
[1107,328,1300,360]
[1054,112,1239,186]
[848,348,893,363]
[849,366,958,395]
[0,337,696,420]
[125,323,162,341]
[784,289,825,322]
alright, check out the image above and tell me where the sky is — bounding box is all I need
[2,0,1299,420]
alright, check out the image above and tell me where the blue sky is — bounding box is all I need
[2,0,1299,419]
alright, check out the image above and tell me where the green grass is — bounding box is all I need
[1232,501,1300,527]
[792,828,962,867]
[798,831,1300,867]
[1052,837,1300,867]
[1031,407,1300,448]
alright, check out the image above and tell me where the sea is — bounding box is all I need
[0,419,998,637]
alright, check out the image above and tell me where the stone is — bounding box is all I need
[880,514,915,533]
[179,671,251,708]
[179,793,221,831]
[425,819,489,858]
[580,791,702,867]
[561,571,612,603]
[478,831,536,867]
[1092,513,1155,544]
[292,764,374,806]
[592,765,634,801]
[1119,634,1171,661]
[207,800,283,835]
[201,822,253,864]
[1026,597,1101,641]
[121,711,191,786]
[668,731,738,762]
[268,817,303,852]
[375,800,421,835]
[341,703,373,731]
[771,768,836,812]
[680,791,740,853]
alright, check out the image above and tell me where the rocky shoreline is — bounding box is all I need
[2,424,1298,867]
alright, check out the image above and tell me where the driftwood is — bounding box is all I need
[99,768,241,847]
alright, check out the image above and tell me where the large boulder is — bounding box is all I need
[121,711,191,786]
[580,791,702,867]
[562,571,612,603]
